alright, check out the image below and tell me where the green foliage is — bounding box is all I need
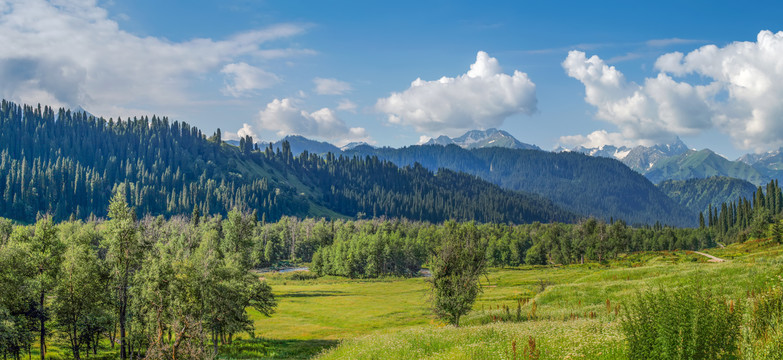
[311,221,427,278]
[52,224,110,360]
[429,222,487,327]
[742,283,783,359]
[622,285,742,360]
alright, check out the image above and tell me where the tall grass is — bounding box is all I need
[621,285,742,359]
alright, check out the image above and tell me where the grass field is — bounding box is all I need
[26,239,782,359]
[223,239,783,359]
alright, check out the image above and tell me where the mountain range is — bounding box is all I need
[343,144,695,226]
[568,138,778,186]
[246,127,783,226]
[423,128,541,150]
[38,106,771,228]
[568,137,690,173]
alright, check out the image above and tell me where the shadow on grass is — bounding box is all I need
[278,290,347,298]
[219,338,339,359]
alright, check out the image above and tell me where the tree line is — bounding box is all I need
[703,179,783,243]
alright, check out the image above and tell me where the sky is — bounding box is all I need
[2,0,783,159]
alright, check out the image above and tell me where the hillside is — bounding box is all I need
[645,149,767,185]
[346,144,695,226]
[0,100,573,224]
[657,176,757,214]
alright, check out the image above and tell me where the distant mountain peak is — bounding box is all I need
[423,128,540,150]
[340,141,373,151]
[572,137,691,173]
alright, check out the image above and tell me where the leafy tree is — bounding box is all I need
[429,222,487,327]
[103,189,140,360]
[52,225,109,360]
[0,227,37,360]
[24,216,64,360]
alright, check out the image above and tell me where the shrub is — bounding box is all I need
[288,271,320,281]
[622,285,741,360]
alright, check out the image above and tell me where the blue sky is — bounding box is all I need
[3,0,783,159]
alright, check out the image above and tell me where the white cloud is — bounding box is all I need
[336,99,357,112]
[563,50,717,147]
[645,38,703,48]
[0,0,310,116]
[313,77,352,95]
[375,51,537,135]
[220,63,279,97]
[224,123,259,142]
[559,130,646,149]
[565,30,783,152]
[417,135,432,145]
[256,98,370,146]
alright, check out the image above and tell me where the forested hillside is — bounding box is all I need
[645,149,767,185]
[345,144,695,226]
[658,176,757,215]
[0,100,573,225]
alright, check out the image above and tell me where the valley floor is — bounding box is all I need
[224,239,783,359]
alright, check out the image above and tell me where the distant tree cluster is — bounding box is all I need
[704,179,783,243]
[306,218,716,278]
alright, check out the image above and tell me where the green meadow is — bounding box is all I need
[220,239,783,359]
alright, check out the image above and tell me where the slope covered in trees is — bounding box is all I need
[345,144,695,226]
[0,100,573,225]
[658,176,757,215]
[645,149,767,186]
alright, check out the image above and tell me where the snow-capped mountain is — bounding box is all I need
[570,137,690,172]
[340,142,373,151]
[739,148,783,166]
[423,128,540,150]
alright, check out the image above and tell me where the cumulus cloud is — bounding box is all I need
[375,51,537,135]
[559,130,645,148]
[565,30,783,152]
[224,123,259,141]
[221,63,280,97]
[0,0,309,115]
[313,77,352,95]
[256,98,370,145]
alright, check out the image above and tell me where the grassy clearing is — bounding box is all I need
[312,241,783,359]
[36,240,779,359]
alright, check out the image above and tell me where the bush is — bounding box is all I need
[288,271,320,281]
[622,285,741,360]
